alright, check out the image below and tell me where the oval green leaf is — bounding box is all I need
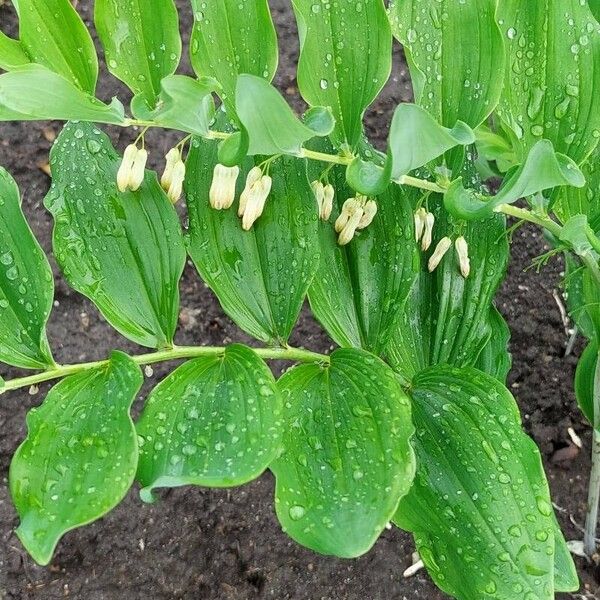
[271,348,415,558]
[0,167,54,369]
[0,30,30,71]
[95,0,181,107]
[131,75,216,136]
[44,122,186,349]
[445,140,585,220]
[136,344,282,500]
[575,339,598,428]
[389,104,475,179]
[0,65,125,124]
[395,365,578,599]
[19,0,98,93]
[308,161,418,354]
[292,0,392,148]
[189,0,278,118]
[185,135,320,345]
[236,74,334,156]
[9,351,143,566]
[497,0,600,166]
[389,0,504,129]
[386,202,509,381]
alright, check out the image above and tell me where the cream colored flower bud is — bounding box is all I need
[242,175,272,230]
[167,160,186,204]
[428,237,452,272]
[210,164,240,210]
[414,207,427,242]
[338,206,364,246]
[358,200,378,229]
[321,184,335,221]
[421,212,435,251]
[117,144,138,192]
[335,198,359,233]
[128,148,148,192]
[238,166,263,217]
[455,236,471,278]
[161,148,181,192]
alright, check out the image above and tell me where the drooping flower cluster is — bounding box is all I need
[415,209,470,278]
[208,164,273,231]
[117,143,186,204]
[334,195,378,245]
[161,148,186,204]
[311,181,335,221]
[117,144,148,193]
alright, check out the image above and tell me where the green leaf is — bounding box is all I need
[9,352,142,566]
[136,345,282,500]
[575,339,598,428]
[131,75,216,136]
[345,154,392,197]
[19,0,98,93]
[95,0,181,106]
[555,145,600,225]
[271,348,415,558]
[0,65,126,124]
[185,134,320,345]
[564,254,600,341]
[591,0,600,24]
[307,162,418,354]
[497,0,600,165]
[0,167,54,369]
[395,365,577,599]
[445,140,585,220]
[388,104,475,179]
[44,122,186,349]
[236,75,334,156]
[0,30,30,71]
[189,0,278,117]
[475,123,518,175]
[386,204,509,380]
[474,307,512,383]
[389,0,505,129]
[292,0,392,148]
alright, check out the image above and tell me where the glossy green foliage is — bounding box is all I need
[474,307,512,383]
[565,254,600,341]
[556,145,600,225]
[0,65,126,124]
[45,122,186,349]
[308,163,418,355]
[497,0,600,165]
[0,31,29,71]
[271,348,415,558]
[395,366,578,599]
[388,104,475,179]
[10,352,142,565]
[137,345,282,500]
[18,0,98,93]
[236,75,335,156]
[575,339,598,428]
[445,140,585,220]
[389,0,505,129]
[0,168,54,369]
[185,134,320,346]
[130,75,216,136]
[95,0,181,107]
[189,0,278,117]
[292,0,392,148]
[386,204,509,381]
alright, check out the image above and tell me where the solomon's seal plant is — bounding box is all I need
[1,0,600,597]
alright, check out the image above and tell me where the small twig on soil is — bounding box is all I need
[553,289,571,337]
[565,326,579,357]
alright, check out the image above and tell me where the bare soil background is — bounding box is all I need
[1,1,599,598]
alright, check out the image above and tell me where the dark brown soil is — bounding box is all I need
[0,1,598,598]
